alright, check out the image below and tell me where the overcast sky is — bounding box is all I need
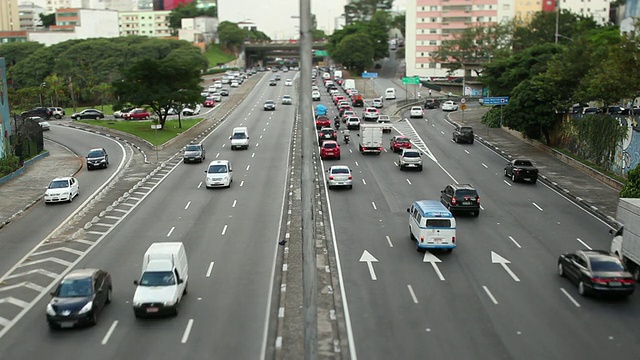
[218,0,406,40]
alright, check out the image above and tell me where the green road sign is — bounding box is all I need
[314,50,329,57]
[402,77,420,85]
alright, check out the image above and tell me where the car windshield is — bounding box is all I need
[514,160,533,166]
[208,165,228,174]
[185,145,201,151]
[57,277,93,297]
[266,101,274,105]
[396,138,410,143]
[88,150,104,157]
[455,190,477,197]
[332,168,349,174]
[48,180,70,189]
[404,152,420,157]
[323,143,337,149]
[139,271,176,286]
[232,133,247,139]
[460,127,473,133]
[590,259,625,272]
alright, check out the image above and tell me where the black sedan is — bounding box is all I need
[46,268,112,329]
[263,100,276,111]
[71,109,105,120]
[558,250,635,297]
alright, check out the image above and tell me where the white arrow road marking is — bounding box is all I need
[491,251,520,282]
[101,320,118,345]
[577,238,592,250]
[423,252,445,281]
[359,250,379,280]
[181,319,194,343]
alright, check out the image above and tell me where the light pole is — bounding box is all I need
[39,82,46,106]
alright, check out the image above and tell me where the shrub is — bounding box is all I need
[0,154,21,177]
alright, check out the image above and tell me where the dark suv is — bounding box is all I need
[86,148,109,170]
[453,126,474,144]
[21,107,52,120]
[424,99,440,109]
[440,184,480,217]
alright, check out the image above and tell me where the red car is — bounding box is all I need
[333,95,346,105]
[316,115,331,129]
[390,135,412,153]
[123,108,150,120]
[320,140,341,160]
[204,97,216,107]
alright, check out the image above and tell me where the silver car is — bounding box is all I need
[326,165,353,189]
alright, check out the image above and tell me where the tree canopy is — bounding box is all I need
[344,0,393,25]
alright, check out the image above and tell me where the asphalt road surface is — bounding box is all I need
[0,74,295,359]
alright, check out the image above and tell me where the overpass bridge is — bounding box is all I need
[241,41,328,68]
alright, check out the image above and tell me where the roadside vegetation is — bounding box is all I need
[79,118,203,146]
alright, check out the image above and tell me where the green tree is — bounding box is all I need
[43,73,66,107]
[39,13,56,28]
[112,48,207,128]
[0,42,44,67]
[331,33,374,73]
[344,0,393,24]
[168,1,217,34]
[621,165,640,198]
[247,29,271,42]
[391,13,406,37]
[511,10,598,50]
[218,21,246,51]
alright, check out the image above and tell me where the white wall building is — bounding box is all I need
[28,8,119,46]
[179,16,218,44]
[560,0,609,25]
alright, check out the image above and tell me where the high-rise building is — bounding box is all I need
[18,3,45,30]
[119,10,172,37]
[0,0,21,31]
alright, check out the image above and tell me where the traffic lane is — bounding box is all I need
[0,127,127,277]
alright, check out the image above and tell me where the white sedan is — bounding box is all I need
[44,177,79,203]
[285,79,293,86]
[409,106,424,118]
[326,165,353,189]
[441,101,459,111]
[312,91,321,101]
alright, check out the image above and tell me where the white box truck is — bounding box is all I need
[358,124,383,155]
[610,198,640,279]
[342,79,355,91]
[133,242,189,317]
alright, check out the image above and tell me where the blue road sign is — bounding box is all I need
[361,72,379,79]
[483,96,509,105]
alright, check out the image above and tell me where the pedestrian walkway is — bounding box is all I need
[0,139,82,229]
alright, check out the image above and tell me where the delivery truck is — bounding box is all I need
[358,124,383,155]
[610,198,640,280]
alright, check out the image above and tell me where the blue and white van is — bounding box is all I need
[407,200,456,252]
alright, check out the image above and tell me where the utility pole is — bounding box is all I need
[555,0,560,44]
[299,0,317,358]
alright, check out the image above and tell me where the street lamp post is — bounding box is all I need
[39,82,46,106]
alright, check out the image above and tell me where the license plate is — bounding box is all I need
[609,281,621,286]
[462,201,471,205]
[325,135,330,138]
[524,178,531,181]
[59,322,74,328]
[147,307,159,313]
[434,238,442,244]
[337,182,344,185]
[407,164,416,167]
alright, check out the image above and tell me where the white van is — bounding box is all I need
[133,242,188,317]
[407,200,456,252]
[205,160,233,188]
[385,88,396,100]
[229,127,250,150]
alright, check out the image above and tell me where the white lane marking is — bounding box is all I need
[221,225,228,235]
[256,143,260,147]
[464,149,470,154]
[372,202,377,210]
[503,180,512,187]
[362,179,367,185]
[482,163,488,168]
[216,153,221,158]
[252,153,255,158]
[577,238,592,250]
[385,236,393,247]
[206,262,215,277]
[532,202,543,211]
[232,200,237,208]
[480,204,485,210]
[181,319,194,344]
[246,165,251,171]
[240,181,245,187]
[198,182,203,189]
[349,149,353,153]
[560,288,581,307]
[406,179,412,185]
[260,134,263,139]
[354,161,359,167]
[184,201,191,210]
[440,130,445,135]
[393,162,398,167]
[101,320,118,345]
[263,128,267,131]
[167,227,175,237]
[508,236,522,248]
[407,285,419,304]
[482,286,499,305]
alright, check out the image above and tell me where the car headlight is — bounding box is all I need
[163,300,176,307]
[46,304,56,316]
[133,301,142,307]
[62,192,70,197]
[78,301,93,314]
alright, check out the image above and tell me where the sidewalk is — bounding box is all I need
[0,139,82,229]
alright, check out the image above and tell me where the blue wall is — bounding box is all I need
[0,58,10,159]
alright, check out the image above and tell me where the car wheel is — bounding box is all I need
[557,262,565,277]
[183,281,188,295]
[48,322,60,330]
[55,115,61,119]
[95,116,100,120]
[348,185,353,189]
[473,211,479,217]
[337,156,341,160]
[511,174,516,182]
[504,169,508,177]
[69,193,74,203]
[89,310,98,325]
[470,139,474,144]
[106,287,112,304]
[578,281,588,296]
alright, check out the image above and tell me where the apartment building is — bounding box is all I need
[18,3,45,30]
[1,0,21,31]
[119,10,172,37]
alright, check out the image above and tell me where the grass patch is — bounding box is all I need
[553,147,627,183]
[204,45,236,67]
[79,118,203,146]
[65,105,115,116]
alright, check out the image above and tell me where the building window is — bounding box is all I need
[430,29,437,34]
[431,6,438,10]
[432,18,437,22]
[430,40,437,45]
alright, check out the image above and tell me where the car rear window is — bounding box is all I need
[460,127,473,133]
[425,219,451,228]
[590,259,624,272]
[514,160,533,166]
[403,151,420,157]
[455,189,478,197]
[324,143,337,149]
[396,138,410,143]
[332,168,349,174]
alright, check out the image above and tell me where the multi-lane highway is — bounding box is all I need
[0,73,296,359]
[321,84,640,358]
